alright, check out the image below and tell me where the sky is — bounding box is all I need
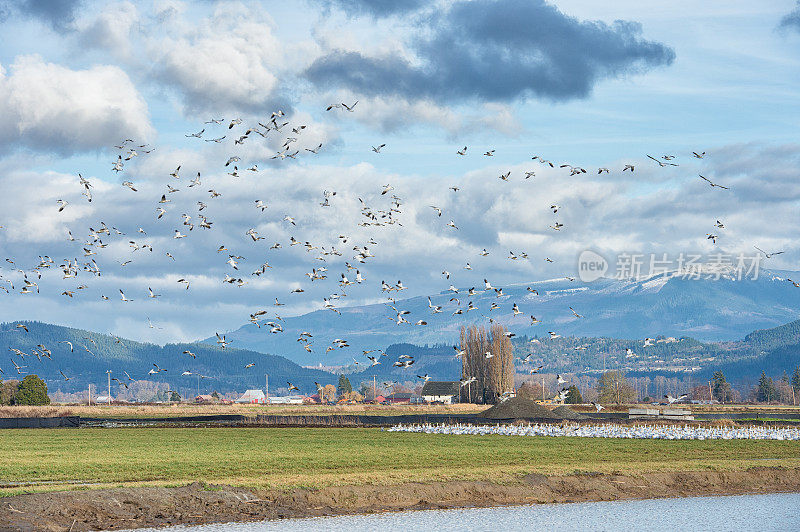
[0,0,799,346]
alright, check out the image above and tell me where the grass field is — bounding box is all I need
[1,427,798,497]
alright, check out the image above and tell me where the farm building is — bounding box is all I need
[384,392,415,404]
[421,381,461,404]
[268,395,304,404]
[194,394,216,403]
[236,389,266,404]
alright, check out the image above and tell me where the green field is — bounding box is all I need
[1,427,798,496]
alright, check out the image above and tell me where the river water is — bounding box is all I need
[129,492,800,532]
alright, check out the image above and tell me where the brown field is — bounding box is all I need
[0,402,486,418]
[1,402,798,419]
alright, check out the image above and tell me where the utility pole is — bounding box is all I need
[265,374,269,402]
[708,380,713,402]
[106,370,111,405]
[88,384,92,406]
[541,376,545,401]
[196,374,200,399]
[373,375,377,402]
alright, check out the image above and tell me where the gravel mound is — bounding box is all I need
[551,405,586,420]
[478,397,560,420]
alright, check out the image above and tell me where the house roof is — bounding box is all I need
[236,389,265,402]
[385,392,414,400]
[421,381,460,396]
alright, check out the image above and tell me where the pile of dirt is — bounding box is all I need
[551,405,587,420]
[478,397,559,419]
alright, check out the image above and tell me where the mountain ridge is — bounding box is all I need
[207,270,800,366]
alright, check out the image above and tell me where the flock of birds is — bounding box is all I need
[389,422,800,441]
[0,102,793,399]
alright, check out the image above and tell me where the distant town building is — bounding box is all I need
[194,394,216,404]
[236,389,266,404]
[421,381,461,404]
[267,395,304,404]
[384,392,415,404]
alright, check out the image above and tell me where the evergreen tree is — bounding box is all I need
[337,375,352,396]
[565,385,583,404]
[756,372,777,403]
[792,366,800,391]
[711,371,733,403]
[170,391,181,402]
[15,375,50,405]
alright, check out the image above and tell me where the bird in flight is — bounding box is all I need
[664,394,688,405]
[753,246,784,259]
[699,175,729,190]
[647,154,678,167]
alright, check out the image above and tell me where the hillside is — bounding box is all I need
[343,343,460,385]
[0,321,336,398]
[210,270,800,366]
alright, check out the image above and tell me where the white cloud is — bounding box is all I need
[148,4,286,115]
[1,140,798,344]
[76,1,140,60]
[0,55,153,156]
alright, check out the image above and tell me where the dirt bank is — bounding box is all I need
[1,468,798,531]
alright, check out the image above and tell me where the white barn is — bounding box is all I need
[421,381,461,404]
[236,389,266,404]
[268,395,304,404]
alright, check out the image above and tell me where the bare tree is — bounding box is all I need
[460,325,514,403]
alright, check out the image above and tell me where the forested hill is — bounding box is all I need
[4,317,800,399]
[743,319,800,353]
[0,321,336,397]
[508,318,800,379]
[344,343,460,383]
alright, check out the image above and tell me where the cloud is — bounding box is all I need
[313,0,425,17]
[780,1,800,32]
[76,1,140,60]
[4,0,83,32]
[148,4,291,115]
[306,0,675,104]
[319,94,522,136]
[1,138,798,344]
[0,55,153,156]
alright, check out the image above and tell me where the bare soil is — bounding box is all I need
[478,397,560,419]
[1,468,798,531]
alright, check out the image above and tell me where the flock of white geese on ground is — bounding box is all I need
[388,422,800,440]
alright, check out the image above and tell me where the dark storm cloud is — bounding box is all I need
[12,0,83,32]
[313,0,425,17]
[779,1,800,32]
[306,0,675,103]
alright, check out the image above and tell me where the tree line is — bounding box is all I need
[0,375,50,405]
